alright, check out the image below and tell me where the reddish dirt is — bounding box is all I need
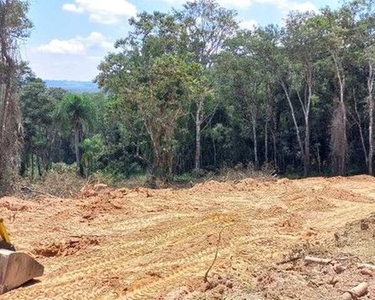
[0,175,375,299]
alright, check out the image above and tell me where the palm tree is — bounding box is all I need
[56,93,95,176]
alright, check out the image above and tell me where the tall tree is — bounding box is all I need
[56,93,95,176]
[0,0,32,192]
[239,26,306,171]
[217,32,267,169]
[351,0,375,174]
[98,12,202,180]
[20,78,59,177]
[313,7,355,175]
[282,11,322,176]
[176,0,238,171]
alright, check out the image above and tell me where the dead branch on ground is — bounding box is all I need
[305,256,335,265]
[342,282,369,300]
[204,226,226,283]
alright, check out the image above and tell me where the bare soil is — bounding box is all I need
[1,175,375,299]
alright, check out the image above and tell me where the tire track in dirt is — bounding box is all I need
[9,212,237,299]
[1,176,375,299]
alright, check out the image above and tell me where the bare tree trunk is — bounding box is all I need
[353,90,368,169]
[280,80,305,170]
[265,121,268,164]
[31,153,34,180]
[304,114,310,177]
[195,100,203,172]
[74,118,83,176]
[212,131,217,167]
[368,63,374,175]
[357,120,368,167]
[0,0,26,193]
[272,111,278,171]
[339,82,347,175]
[303,72,313,177]
[272,131,277,171]
[331,54,348,176]
[316,144,321,174]
[37,155,42,177]
[251,112,259,169]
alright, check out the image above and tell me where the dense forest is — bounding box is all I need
[1,0,375,192]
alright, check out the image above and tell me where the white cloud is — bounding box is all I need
[37,40,85,55]
[240,19,258,30]
[62,0,137,24]
[37,32,114,55]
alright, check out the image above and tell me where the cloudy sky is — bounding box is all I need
[22,0,340,81]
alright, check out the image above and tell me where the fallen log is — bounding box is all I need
[304,256,333,265]
[360,269,373,277]
[358,263,375,270]
[342,282,369,300]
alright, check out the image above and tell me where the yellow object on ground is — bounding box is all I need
[0,219,11,244]
[0,219,44,294]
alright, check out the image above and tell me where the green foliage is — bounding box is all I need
[17,0,375,183]
[56,93,96,135]
[0,0,33,193]
[81,135,104,177]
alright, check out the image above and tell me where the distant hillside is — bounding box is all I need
[45,80,99,93]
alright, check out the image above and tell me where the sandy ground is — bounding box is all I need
[0,175,375,299]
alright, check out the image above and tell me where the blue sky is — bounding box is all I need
[21,0,340,81]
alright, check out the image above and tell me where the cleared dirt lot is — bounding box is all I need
[1,176,375,299]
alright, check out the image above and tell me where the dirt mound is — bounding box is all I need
[190,180,236,193]
[1,175,375,300]
[160,274,237,300]
[79,183,112,198]
[320,186,374,203]
[0,197,36,212]
[255,212,375,300]
[333,214,375,261]
[342,175,375,182]
[277,213,304,231]
[190,177,273,194]
[253,206,287,219]
[284,194,337,212]
[233,178,259,191]
[33,236,100,258]
[256,252,375,300]
[80,194,125,221]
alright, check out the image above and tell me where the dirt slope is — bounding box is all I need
[0,176,375,299]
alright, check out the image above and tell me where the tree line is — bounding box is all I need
[1,0,375,191]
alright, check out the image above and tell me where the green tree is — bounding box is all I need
[56,93,96,176]
[81,134,104,177]
[20,78,63,177]
[349,0,375,174]
[0,0,32,192]
[282,11,323,176]
[217,34,267,169]
[176,0,238,171]
[98,12,203,180]
[311,7,356,175]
